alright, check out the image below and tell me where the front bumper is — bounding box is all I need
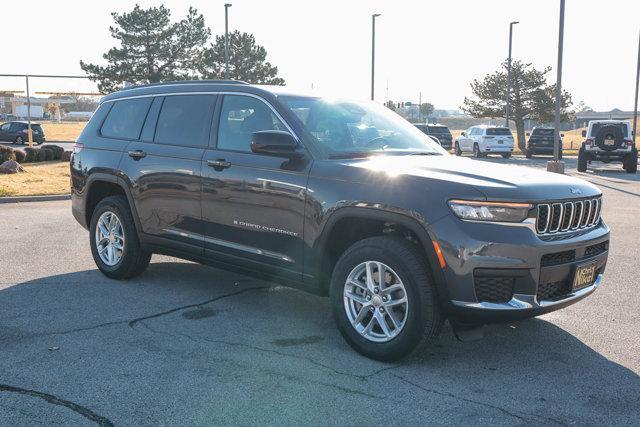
[428,214,609,322]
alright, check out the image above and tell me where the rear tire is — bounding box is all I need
[577,147,588,172]
[473,143,481,158]
[329,236,443,361]
[525,150,532,159]
[624,149,638,174]
[501,153,512,159]
[89,195,151,279]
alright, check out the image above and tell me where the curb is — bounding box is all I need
[0,194,71,204]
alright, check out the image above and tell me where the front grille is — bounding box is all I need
[541,250,576,267]
[474,276,514,303]
[537,280,571,301]
[536,197,602,234]
[585,241,608,257]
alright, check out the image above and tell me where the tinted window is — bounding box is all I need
[427,126,451,135]
[532,128,555,136]
[0,123,9,131]
[154,95,216,147]
[486,128,512,136]
[218,95,286,152]
[101,98,152,140]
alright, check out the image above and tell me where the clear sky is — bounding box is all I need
[2,0,639,111]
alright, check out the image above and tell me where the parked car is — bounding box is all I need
[578,120,637,173]
[0,121,45,144]
[454,125,514,158]
[525,127,563,159]
[71,81,609,361]
[414,124,453,150]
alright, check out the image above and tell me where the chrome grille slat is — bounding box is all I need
[535,197,602,235]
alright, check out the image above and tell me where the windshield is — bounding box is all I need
[280,96,446,157]
[486,128,512,136]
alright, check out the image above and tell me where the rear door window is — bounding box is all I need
[101,98,152,140]
[154,95,217,147]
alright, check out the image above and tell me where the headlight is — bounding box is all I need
[448,199,533,222]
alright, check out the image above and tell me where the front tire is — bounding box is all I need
[525,149,532,159]
[473,143,482,158]
[329,236,443,361]
[577,147,588,172]
[89,195,151,279]
[454,142,462,156]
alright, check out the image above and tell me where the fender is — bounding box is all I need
[310,206,451,304]
[82,173,144,239]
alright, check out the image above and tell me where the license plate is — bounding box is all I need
[573,262,596,291]
[604,138,615,146]
[497,140,503,144]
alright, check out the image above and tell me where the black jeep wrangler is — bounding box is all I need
[71,81,609,360]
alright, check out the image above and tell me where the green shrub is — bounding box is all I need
[42,148,54,161]
[47,145,64,160]
[24,147,39,163]
[0,146,16,162]
[36,148,48,162]
[13,150,26,164]
[62,150,72,161]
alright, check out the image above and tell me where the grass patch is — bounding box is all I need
[40,122,87,142]
[0,161,70,196]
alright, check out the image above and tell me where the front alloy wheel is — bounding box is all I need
[343,261,408,342]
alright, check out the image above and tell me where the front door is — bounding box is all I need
[201,94,310,281]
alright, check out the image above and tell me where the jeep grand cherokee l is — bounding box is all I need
[71,81,609,361]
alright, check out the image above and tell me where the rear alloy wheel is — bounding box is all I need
[330,236,443,361]
[455,142,462,156]
[473,143,481,158]
[15,136,23,145]
[90,195,151,279]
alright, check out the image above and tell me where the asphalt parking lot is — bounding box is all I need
[0,156,638,425]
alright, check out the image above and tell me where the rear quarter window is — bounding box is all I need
[100,98,152,140]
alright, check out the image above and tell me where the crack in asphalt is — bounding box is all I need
[128,286,271,328]
[138,321,395,381]
[0,384,114,426]
[390,373,570,425]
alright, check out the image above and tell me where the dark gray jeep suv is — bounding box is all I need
[71,81,609,360]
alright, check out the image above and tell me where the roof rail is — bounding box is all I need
[120,79,249,91]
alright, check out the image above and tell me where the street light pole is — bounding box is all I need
[25,75,33,147]
[548,0,566,173]
[633,29,640,147]
[224,3,232,80]
[371,13,381,101]
[505,21,519,128]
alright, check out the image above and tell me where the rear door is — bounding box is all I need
[0,123,10,141]
[118,94,217,255]
[201,94,310,280]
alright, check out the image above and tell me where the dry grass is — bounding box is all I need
[40,122,87,142]
[0,161,70,197]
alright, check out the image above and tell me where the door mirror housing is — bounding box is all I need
[581,130,587,138]
[251,130,299,157]
[461,132,466,137]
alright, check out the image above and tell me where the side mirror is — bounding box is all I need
[581,130,587,138]
[461,132,466,137]
[251,130,299,157]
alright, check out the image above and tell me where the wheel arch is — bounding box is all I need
[84,174,142,237]
[311,207,450,304]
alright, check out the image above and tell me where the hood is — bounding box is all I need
[346,154,601,202]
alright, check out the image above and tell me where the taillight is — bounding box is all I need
[585,138,594,146]
[73,142,84,153]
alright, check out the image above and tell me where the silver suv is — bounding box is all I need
[578,120,637,173]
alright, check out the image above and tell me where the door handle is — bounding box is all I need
[207,159,231,170]
[128,150,147,160]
